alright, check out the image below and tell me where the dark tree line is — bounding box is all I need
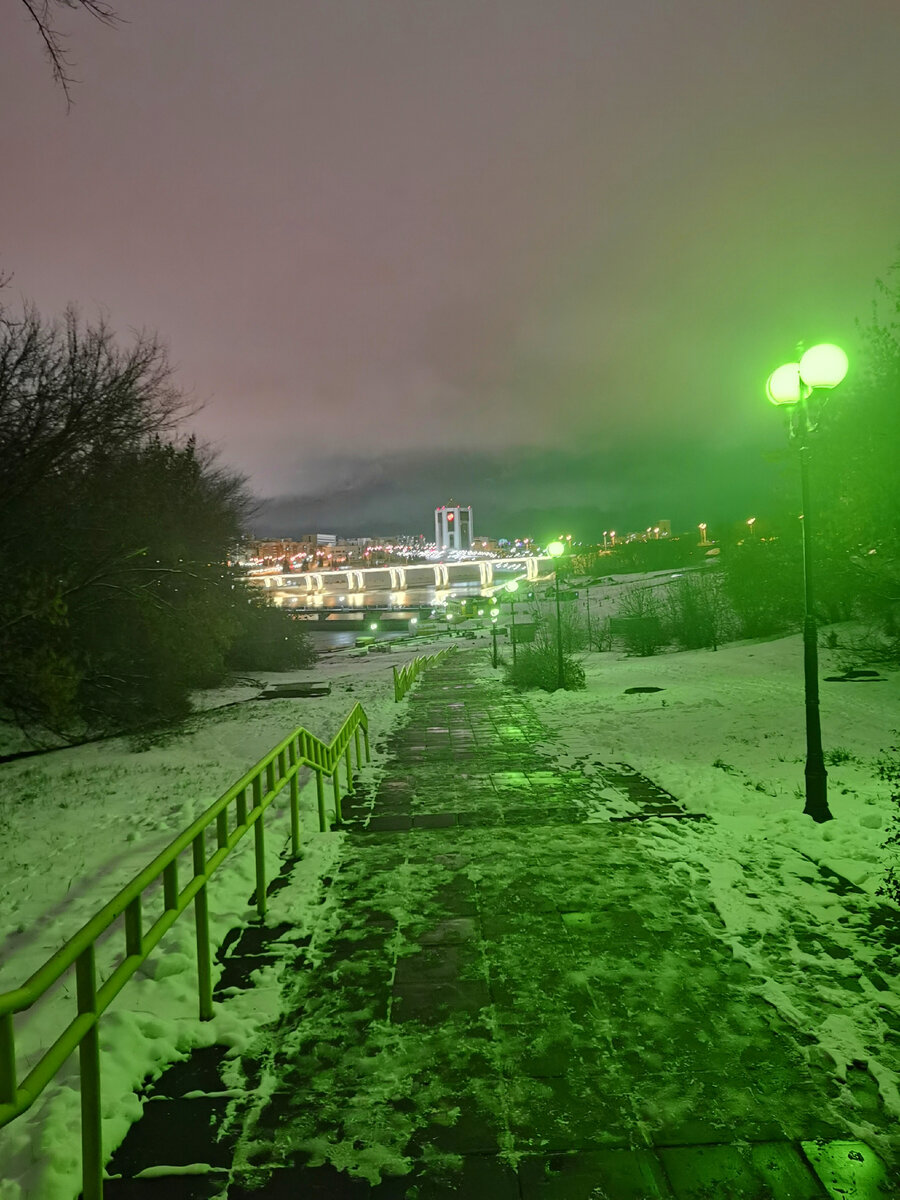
[0,300,313,742]
[726,261,900,659]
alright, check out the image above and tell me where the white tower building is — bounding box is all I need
[434,504,474,551]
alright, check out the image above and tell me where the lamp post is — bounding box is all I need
[747,517,757,538]
[547,540,566,690]
[699,522,708,546]
[505,580,520,665]
[490,607,500,667]
[766,342,848,824]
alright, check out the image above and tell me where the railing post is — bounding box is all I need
[124,895,142,958]
[288,740,300,858]
[163,860,178,910]
[363,726,370,762]
[216,809,228,849]
[345,743,354,794]
[75,946,103,1200]
[192,834,213,1021]
[332,765,342,825]
[315,767,326,832]
[0,1012,16,1106]
[252,776,266,919]
[354,726,362,770]
[236,786,248,830]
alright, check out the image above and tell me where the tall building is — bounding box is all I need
[435,503,474,551]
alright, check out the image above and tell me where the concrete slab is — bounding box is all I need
[799,1139,896,1198]
[518,1148,674,1199]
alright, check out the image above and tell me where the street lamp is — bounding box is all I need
[699,522,708,545]
[490,608,500,667]
[747,517,757,537]
[505,580,520,665]
[547,540,566,690]
[766,341,848,823]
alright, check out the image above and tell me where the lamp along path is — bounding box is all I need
[104,652,898,1199]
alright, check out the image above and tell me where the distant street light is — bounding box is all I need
[491,615,499,668]
[505,580,520,665]
[747,517,757,537]
[765,341,848,823]
[547,540,566,690]
[699,522,708,545]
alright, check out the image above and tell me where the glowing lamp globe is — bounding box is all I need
[766,363,803,406]
[547,540,565,557]
[490,607,500,617]
[505,581,519,593]
[799,343,848,390]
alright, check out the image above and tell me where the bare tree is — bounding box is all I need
[17,0,119,106]
[0,302,188,512]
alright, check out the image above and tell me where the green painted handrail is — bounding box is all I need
[392,646,455,701]
[0,703,370,1200]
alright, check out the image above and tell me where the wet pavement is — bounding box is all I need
[102,652,899,1199]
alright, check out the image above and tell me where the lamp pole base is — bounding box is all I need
[803,766,832,823]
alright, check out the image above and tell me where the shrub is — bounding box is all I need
[721,536,802,639]
[503,606,586,692]
[226,598,317,672]
[504,645,586,693]
[665,570,732,651]
[877,742,900,905]
[613,585,668,656]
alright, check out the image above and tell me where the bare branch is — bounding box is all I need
[17,0,120,108]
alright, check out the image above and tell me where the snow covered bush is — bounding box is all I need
[876,742,900,905]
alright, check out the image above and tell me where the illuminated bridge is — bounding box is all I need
[250,556,546,594]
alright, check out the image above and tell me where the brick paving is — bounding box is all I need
[104,652,899,1199]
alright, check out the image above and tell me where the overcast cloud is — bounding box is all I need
[1,0,897,537]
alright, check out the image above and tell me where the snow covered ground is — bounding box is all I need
[1,618,898,1197]
[496,628,900,1162]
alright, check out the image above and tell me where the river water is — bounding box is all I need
[272,578,527,652]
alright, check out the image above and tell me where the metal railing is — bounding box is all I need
[0,703,370,1200]
[392,646,455,701]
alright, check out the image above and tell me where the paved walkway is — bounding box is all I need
[105,652,897,1199]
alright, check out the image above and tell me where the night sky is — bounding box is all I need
[2,1,898,541]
